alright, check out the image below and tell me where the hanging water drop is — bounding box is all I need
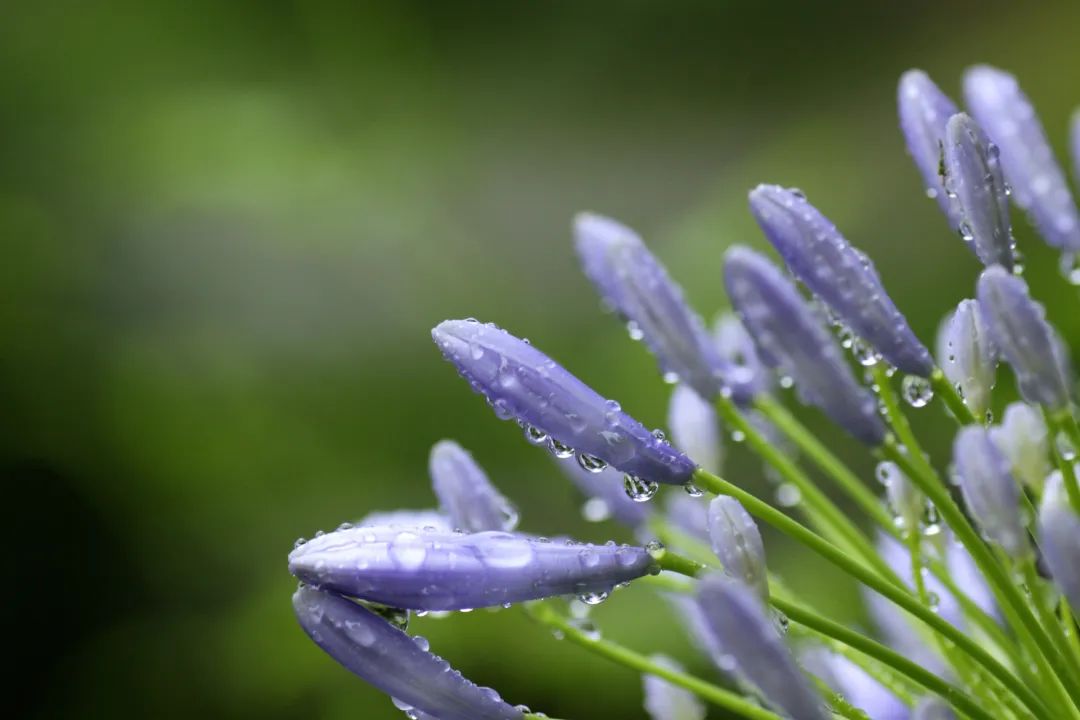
[901,375,934,408]
[645,540,667,561]
[523,423,548,445]
[624,474,659,502]
[548,437,575,459]
[576,452,607,473]
[683,481,703,497]
[581,497,611,523]
[579,590,609,606]
[626,321,644,341]
[775,483,802,507]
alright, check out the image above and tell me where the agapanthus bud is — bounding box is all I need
[976,266,1069,410]
[952,426,1030,561]
[875,461,924,532]
[1038,471,1080,613]
[663,593,723,662]
[964,65,1080,251]
[289,525,658,610]
[723,246,887,446]
[433,319,696,485]
[293,586,523,720]
[935,299,997,418]
[989,402,1051,494]
[574,213,756,402]
[642,654,707,720]
[943,113,1015,268]
[713,311,774,397]
[913,698,957,720]
[358,509,452,532]
[696,574,826,720]
[897,70,960,220]
[748,185,934,377]
[707,496,768,600]
[557,460,652,529]
[667,385,722,474]
[665,493,710,543]
[800,646,907,720]
[429,440,519,533]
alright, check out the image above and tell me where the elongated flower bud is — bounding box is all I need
[935,299,997,418]
[714,311,774,397]
[943,113,1015,268]
[663,593,723,662]
[748,185,934,376]
[952,426,1030,561]
[667,385,722,475]
[898,70,960,221]
[976,266,1069,410]
[800,646,907,720]
[1039,470,1080,612]
[642,655,707,720]
[358,509,451,532]
[289,525,658,610]
[433,319,695,485]
[875,461,924,533]
[696,574,826,720]
[990,402,1051,494]
[574,213,756,402]
[556,460,652,529]
[665,493,710,543]
[430,440,519,533]
[707,496,768,600]
[293,586,523,720]
[723,246,886,446]
[964,65,1080,251]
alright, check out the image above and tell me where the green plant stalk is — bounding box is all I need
[648,517,718,568]
[929,368,979,425]
[1045,409,1080,516]
[1022,558,1080,695]
[808,674,870,720]
[691,467,1050,719]
[1064,601,1080,672]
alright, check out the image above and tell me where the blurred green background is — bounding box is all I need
[4,2,1080,718]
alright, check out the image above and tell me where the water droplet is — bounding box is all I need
[778,375,794,389]
[412,635,430,651]
[581,497,611,523]
[624,474,659,502]
[651,428,667,441]
[730,429,746,443]
[548,437,575,459]
[368,604,410,632]
[683,481,703,497]
[1059,252,1080,286]
[579,590,609,606]
[293,537,307,549]
[901,375,934,408]
[645,540,667,560]
[523,424,548,445]
[626,321,644,341]
[775,483,802,507]
[662,371,679,384]
[576,452,607,473]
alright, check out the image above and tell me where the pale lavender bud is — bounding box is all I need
[723,246,887,446]
[293,586,523,720]
[935,299,997,418]
[667,385,722,474]
[707,496,768,600]
[800,646,907,720]
[1073,110,1080,187]
[665,493,710,543]
[696,574,826,720]
[953,426,1031,562]
[713,311,774,397]
[943,113,1015,268]
[976,266,1069,410]
[1039,471,1080,613]
[358,509,452,532]
[430,440,519,533]
[989,403,1051,494]
[289,525,658,610]
[557,460,652,529]
[748,185,934,376]
[913,698,957,720]
[898,70,960,220]
[433,319,696,485]
[642,655,707,720]
[874,461,924,532]
[964,65,1080,251]
[663,593,723,662]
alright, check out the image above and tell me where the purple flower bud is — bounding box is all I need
[696,574,826,720]
[664,493,710,543]
[358,509,452,532]
[713,311,774,397]
[433,319,696,485]
[976,266,1069,410]
[935,299,997,418]
[990,402,1051,494]
[964,65,1080,251]
[707,496,768,600]
[748,185,934,376]
[800,646,907,720]
[663,593,724,663]
[943,113,1015,268]
[574,213,757,403]
[430,440,519,533]
[898,70,960,220]
[1039,470,1080,614]
[667,385,722,475]
[913,697,958,720]
[556,460,652,529]
[642,654,707,720]
[723,246,887,446]
[289,525,658,610]
[953,426,1030,562]
[293,586,523,720]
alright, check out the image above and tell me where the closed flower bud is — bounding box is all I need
[943,113,1015,268]
[433,319,696,485]
[989,403,1051,494]
[642,654,707,720]
[976,266,1069,410]
[800,646,907,720]
[707,496,768,600]
[289,525,658,611]
[429,440,519,533]
[293,586,523,720]
[696,574,826,720]
[1039,471,1080,613]
[898,70,960,221]
[952,426,1030,562]
[748,185,934,376]
[667,384,722,474]
[556,460,652,529]
[723,246,887,446]
[964,65,1080,251]
[665,493,710,543]
[935,299,997,418]
[875,461,924,533]
[663,593,724,663]
[713,311,774,397]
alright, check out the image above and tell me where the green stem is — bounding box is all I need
[657,549,708,577]
[808,674,870,720]
[1022,559,1080,698]
[1045,409,1080,517]
[929,368,979,425]
[1064,601,1080,673]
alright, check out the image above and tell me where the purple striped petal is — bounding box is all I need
[935,299,997,419]
[898,69,960,221]
[723,246,887,446]
[964,65,1080,251]
[642,654,707,720]
[1039,470,1080,614]
[433,319,696,485]
[289,526,659,610]
[989,402,1051,494]
[707,496,768,600]
[556,460,652,529]
[667,385,722,475]
[748,185,934,376]
[430,440,519,533]
[293,586,523,720]
[953,426,1030,562]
